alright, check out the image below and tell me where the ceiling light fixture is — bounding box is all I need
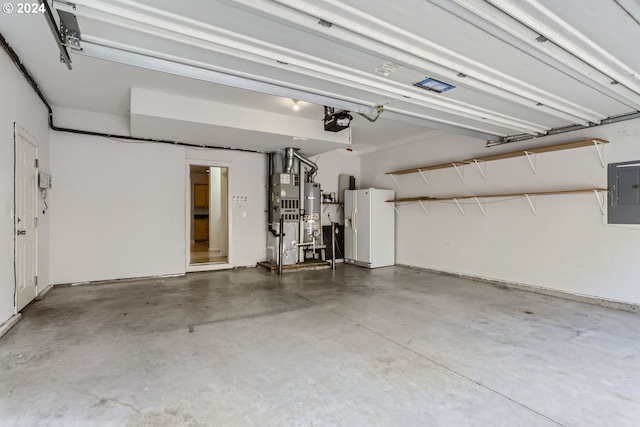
[292,99,300,111]
[414,77,456,93]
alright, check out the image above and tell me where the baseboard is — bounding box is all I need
[35,284,54,300]
[54,272,185,288]
[0,314,22,339]
[397,264,640,313]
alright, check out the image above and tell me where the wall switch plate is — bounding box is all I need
[39,172,52,189]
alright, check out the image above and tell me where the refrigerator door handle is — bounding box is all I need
[353,208,357,233]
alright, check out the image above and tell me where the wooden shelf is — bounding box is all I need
[387,138,609,176]
[388,188,608,203]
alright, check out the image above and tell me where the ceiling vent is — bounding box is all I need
[374,61,402,76]
[413,77,456,93]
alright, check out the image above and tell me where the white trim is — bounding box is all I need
[185,159,232,272]
[0,314,22,339]
[36,284,54,301]
[14,124,39,313]
[396,264,640,313]
[186,263,235,273]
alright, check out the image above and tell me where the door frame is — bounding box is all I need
[14,123,39,312]
[185,159,232,272]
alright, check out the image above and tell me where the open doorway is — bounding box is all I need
[189,165,228,265]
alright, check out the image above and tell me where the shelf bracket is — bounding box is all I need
[418,200,430,216]
[470,159,487,180]
[417,168,430,185]
[393,205,400,216]
[592,140,605,168]
[593,190,606,215]
[389,173,400,188]
[453,198,466,215]
[473,197,486,215]
[524,151,537,174]
[524,194,538,215]
[452,163,465,182]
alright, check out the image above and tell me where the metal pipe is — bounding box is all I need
[278,216,284,275]
[292,150,318,182]
[267,153,279,237]
[331,221,336,270]
[298,163,305,263]
[285,147,295,174]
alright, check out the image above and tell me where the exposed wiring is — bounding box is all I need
[41,189,49,214]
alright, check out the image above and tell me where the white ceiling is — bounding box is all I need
[1,0,639,154]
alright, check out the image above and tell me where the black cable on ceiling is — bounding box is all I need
[0,31,266,154]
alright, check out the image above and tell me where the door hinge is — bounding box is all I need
[34,276,38,287]
[35,158,39,168]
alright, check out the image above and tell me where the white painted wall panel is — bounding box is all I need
[49,133,186,283]
[361,119,640,305]
[185,148,267,267]
[0,52,50,325]
[314,148,361,224]
[49,132,268,284]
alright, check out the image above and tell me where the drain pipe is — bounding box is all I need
[278,216,284,275]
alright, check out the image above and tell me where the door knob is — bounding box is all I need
[17,230,26,236]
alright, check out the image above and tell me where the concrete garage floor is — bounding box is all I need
[1,266,639,427]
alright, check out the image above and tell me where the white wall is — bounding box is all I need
[49,133,186,283]
[314,148,361,225]
[186,148,266,267]
[361,119,640,305]
[49,126,267,284]
[0,52,50,325]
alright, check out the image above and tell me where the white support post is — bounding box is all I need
[524,151,537,174]
[453,198,466,215]
[593,140,605,168]
[473,197,486,215]
[418,169,429,185]
[418,200,430,216]
[471,159,487,180]
[593,190,606,215]
[389,173,400,187]
[452,163,465,182]
[524,194,538,215]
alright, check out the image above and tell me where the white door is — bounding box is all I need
[356,190,371,263]
[15,125,38,311]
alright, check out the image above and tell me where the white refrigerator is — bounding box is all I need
[344,189,395,268]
